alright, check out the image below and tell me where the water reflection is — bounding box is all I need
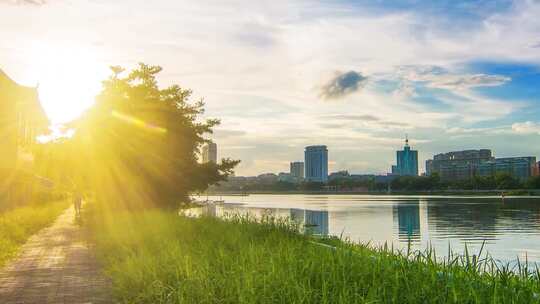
[427,200,499,241]
[186,205,329,236]
[425,199,540,242]
[394,202,420,242]
[188,195,540,264]
[290,209,329,236]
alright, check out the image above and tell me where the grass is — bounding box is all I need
[89,210,540,303]
[0,199,70,267]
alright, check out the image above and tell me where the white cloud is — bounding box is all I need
[426,74,510,90]
[512,121,540,135]
[392,81,417,98]
[396,65,511,90]
[437,90,521,123]
[392,64,518,123]
[0,0,46,5]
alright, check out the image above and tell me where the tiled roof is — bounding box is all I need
[0,68,49,125]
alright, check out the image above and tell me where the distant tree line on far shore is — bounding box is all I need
[210,173,540,193]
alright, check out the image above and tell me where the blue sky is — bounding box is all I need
[1,0,540,175]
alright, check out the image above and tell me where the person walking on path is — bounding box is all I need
[73,192,82,216]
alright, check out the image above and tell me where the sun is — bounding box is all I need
[29,42,109,124]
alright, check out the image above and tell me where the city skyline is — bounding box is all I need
[238,142,538,178]
[1,0,540,176]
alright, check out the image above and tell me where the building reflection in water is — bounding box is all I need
[424,198,540,241]
[426,200,498,240]
[393,201,421,242]
[290,209,329,236]
[186,195,540,265]
[185,205,329,236]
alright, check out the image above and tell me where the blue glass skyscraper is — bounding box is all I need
[395,137,418,176]
[305,145,328,182]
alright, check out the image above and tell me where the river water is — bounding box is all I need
[188,194,540,265]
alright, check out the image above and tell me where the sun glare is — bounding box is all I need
[29,42,108,124]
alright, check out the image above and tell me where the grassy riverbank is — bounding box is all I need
[89,210,540,303]
[0,199,69,267]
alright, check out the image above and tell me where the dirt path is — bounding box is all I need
[0,206,111,303]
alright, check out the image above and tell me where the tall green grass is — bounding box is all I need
[89,210,540,303]
[0,200,70,267]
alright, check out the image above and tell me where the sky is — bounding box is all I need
[1,0,540,176]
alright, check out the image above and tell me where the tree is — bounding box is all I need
[300,182,325,191]
[58,64,239,209]
[525,176,540,189]
[470,175,496,190]
[494,173,521,190]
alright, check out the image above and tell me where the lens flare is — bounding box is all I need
[111,110,167,134]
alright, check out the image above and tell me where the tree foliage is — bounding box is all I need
[37,64,239,209]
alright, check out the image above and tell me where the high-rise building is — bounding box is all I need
[477,157,537,181]
[304,145,328,183]
[201,142,217,163]
[425,149,536,181]
[289,162,304,181]
[393,137,418,176]
[426,149,493,179]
